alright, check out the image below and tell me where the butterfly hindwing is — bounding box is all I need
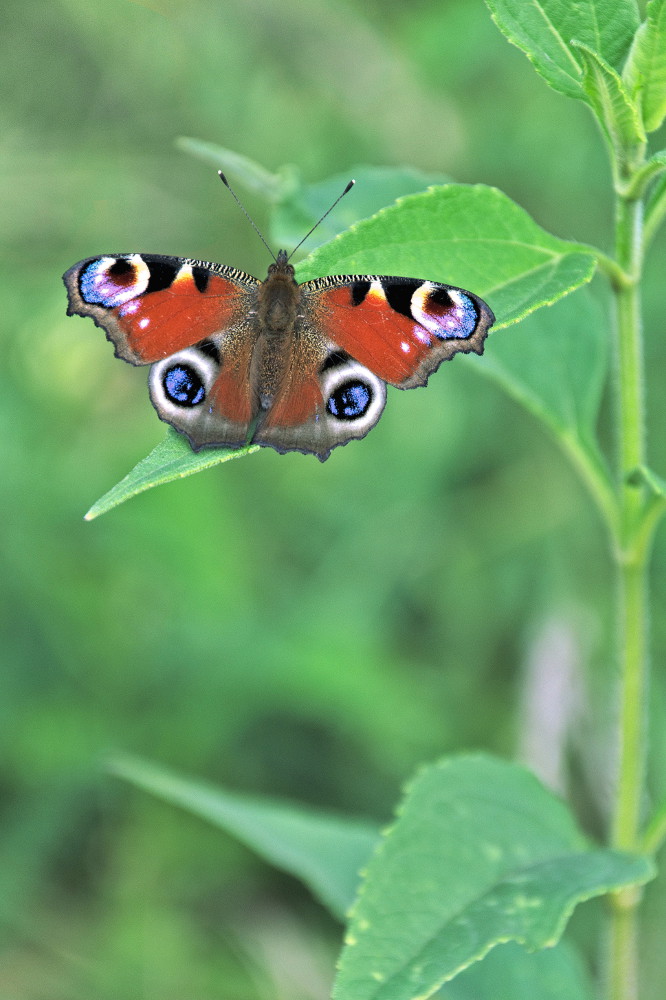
[147,334,255,451]
[253,339,387,460]
[302,275,494,389]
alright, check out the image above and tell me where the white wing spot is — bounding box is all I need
[174,263,194,283]
[367,280,386,301]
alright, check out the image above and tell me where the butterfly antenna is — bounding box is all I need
[218,170,277,263]
[287,179,355,261]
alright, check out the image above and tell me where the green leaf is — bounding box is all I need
[297,185,597,329]
[623,0,666,132]
[109,754,380,921]
[472,289,616,528]
[333,756,654,1000]
[623,148,666,199]
[441,940,594,1000]
[176,137,293,200]
[571,41,646,170]
[630,464,666,497]
[271,165,449,253]
[485,0,639,101]
[84,428,259,520]
[645,166,666,247]
[477,289,607,448]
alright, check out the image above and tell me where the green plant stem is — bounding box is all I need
[607,192,648,1000]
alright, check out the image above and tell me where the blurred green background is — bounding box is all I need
[2,0,665,997]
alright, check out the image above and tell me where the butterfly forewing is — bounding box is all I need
[63,253,259,363]
[302,275,494,389]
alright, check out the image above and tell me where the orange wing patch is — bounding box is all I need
[115,272,243,362]
[312,284,435,384]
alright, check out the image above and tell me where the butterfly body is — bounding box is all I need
[64,247,494,460]
[251,251,319,410]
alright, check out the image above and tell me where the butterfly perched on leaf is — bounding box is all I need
[63,177,494,461]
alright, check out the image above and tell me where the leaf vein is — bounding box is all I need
[530,0,582,76]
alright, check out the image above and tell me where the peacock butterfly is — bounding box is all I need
[63,176,494,461]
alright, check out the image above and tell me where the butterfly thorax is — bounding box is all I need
[256,252,300,337]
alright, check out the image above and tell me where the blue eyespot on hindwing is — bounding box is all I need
[319,357,386,439]
[148,345,220,427]
[326,380,372,421]
[163,365,206,407]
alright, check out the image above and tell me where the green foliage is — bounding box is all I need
[271,165,451,254]
[645,164,666,243]
[109,753,379,921]
[475,290,616,529]
[177,137,288,199]
[441,941,596,1000]
[484,0,639,100]
[478,290,607,459]
[623,0,666,133]
[113,754,653,1000]
[333,757,651,1000]
[175,143,451,251]
[638,465,666,499]
[572,40,646,173]
[85,428,260,520]
[298,185,596,325]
